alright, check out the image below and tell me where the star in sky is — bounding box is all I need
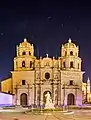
[61,24,64,28]
[1,33,3,35]
[69,15,72,19]
[47,16,52,20]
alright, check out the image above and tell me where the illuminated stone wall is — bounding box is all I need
[1,78,12,93]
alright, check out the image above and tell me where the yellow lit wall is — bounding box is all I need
[1,78,12,93]
[82,82,86,95]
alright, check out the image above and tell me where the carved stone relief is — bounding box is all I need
[36,72,40,79]
[54,73,58,79]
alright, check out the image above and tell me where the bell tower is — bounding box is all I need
[60,38,84,106]
[14,38,36,71]
[61,38,81,71]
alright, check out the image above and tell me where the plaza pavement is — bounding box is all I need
[0,110,91,120]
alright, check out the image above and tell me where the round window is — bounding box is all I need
[45,72,50,79]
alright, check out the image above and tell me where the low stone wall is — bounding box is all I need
[67,105,91,110]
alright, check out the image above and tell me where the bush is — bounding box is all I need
[26,108,62,113]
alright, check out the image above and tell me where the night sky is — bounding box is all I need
[0,1,91,82]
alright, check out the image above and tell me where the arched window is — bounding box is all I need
[22,61,25,67]
[22,51,26,55]
[70,51,73,55]
[22,80,25,85]
[45,72,50,79]
[70,61,73,68]
[29,51,31,55]
[65,51,67,56]
[63,62,65,68]
[70,80,73,85]
[30,61,32,68]
[78,63,79,69]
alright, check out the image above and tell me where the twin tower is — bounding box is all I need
[14,38,81,72]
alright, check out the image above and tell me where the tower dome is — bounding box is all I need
[61,38,79,57]
[63,38,76,48]
[60,38,81,71]
[16,38,34,57]
[19,38,32,47]
[14,38,35,71]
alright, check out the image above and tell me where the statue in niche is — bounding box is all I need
[55,89,58,94]
[54,73,58,79]
[36,73,40,79]
[54,61,58,67]
[54,61,56,66]
[45,92,51,103]
[36,61,40,68]
[45,62,49,66]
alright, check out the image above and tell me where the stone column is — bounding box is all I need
[58,82,61,106]
[75,87,77,105]
[28,88,32,105]
[27,84,30,105]
[39,83,41,106]
[34,70,36,106]
[34,83,36,105]
[41,86,43,106]
[57,83,59,105]
[17,89,20,105]
[54,83,58,106]
[31,85,34,105]
[36,84,38,106]
[51,82,54,102]
[63,85,66,105]
[15,85,19,105]
[52,67,54,103]
[36,83,41,106]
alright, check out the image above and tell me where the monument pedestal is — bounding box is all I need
[45,103,55,109]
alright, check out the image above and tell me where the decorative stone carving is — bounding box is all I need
[45,62,49,66]
[36,73,40,79]
[54,73,58,79]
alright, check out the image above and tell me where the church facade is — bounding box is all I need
[1,38,84,106]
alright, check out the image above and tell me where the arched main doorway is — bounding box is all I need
[67,93,75,105]
[20,93,27,106]
[43,91,51,104]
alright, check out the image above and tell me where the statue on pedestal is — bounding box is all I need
[45,92,55,109]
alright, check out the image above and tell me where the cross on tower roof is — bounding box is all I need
[46,53,48,58]
[24,38,27,42]
[68,38,71,43]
